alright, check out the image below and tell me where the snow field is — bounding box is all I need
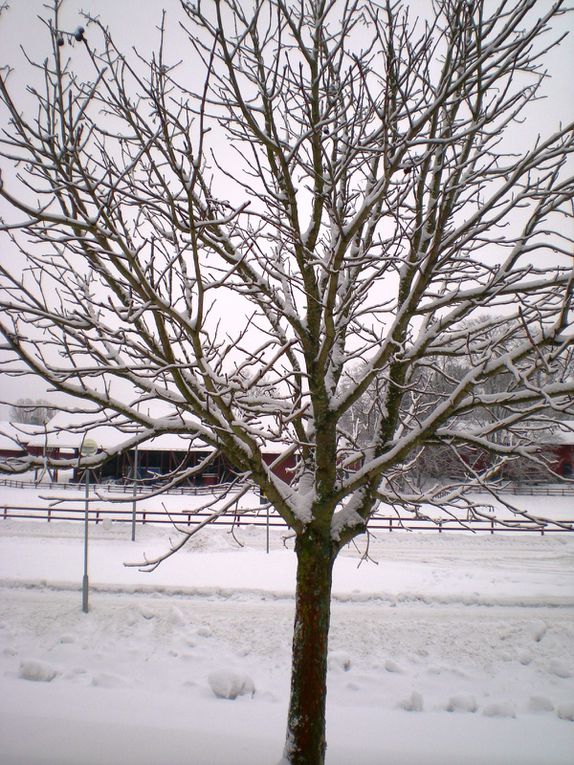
[0,485,573,764]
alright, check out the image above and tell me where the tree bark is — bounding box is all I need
[283,528,337,765]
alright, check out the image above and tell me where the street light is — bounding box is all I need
[80,437,98,613]
[131,442,139,542]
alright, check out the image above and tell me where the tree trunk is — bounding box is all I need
[283,528,337,765]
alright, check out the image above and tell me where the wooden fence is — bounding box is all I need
[1,503,572,535]
[0,477,231,495]
[470,483,574,496]
[2,477,574,496]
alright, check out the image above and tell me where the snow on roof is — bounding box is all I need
[26,410,210,452]
[131,432,211,452]
[549,421,574,446]
[0,422,52,452]
[1,409,289,456]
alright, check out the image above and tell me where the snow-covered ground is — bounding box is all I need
[0,486,573,764]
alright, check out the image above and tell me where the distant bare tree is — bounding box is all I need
[9,398,57,426]
[1,1,573,762]
[344,315,573,485]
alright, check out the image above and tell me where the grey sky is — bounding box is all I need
[0,0,573,416]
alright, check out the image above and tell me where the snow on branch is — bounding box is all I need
[0,0,573,547]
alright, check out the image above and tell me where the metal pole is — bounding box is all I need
[266,501,270,554]
[82,468,89,613]
[131,445,138,542]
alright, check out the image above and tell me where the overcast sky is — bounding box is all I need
[0,0,573,417]
[1,1,572,130]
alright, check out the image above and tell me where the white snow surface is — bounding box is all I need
[0,486,573,764]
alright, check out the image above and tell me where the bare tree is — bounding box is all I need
[9,397,57,425]
[389,315,574,483]
[1,1,573,762]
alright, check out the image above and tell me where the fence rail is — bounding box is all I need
[470,483,574,496]
[0,478,236,495]
[1,503,572,535]
[2,477,574,496]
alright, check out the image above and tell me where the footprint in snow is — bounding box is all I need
[208,669,255,700]
[547,658,572,679]
[528,695,554,713]
[328,652,352,672]
[528,620,547,643]
[482,701,516,718]
[18,659,58,683]
[399,691,424,712]
[556,703,574,722]
[167,606,186,626]
[91,672,132,689]
[446,694,478,713]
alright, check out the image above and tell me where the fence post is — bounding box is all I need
[490,518,494,535]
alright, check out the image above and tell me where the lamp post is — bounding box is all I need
[80,438,98,613]
[131,443,138,542]
[260,489,270,554]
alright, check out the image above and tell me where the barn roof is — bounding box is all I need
[26,410,211,453]
[1,409,289,457]
[0,422,51,452]
[549,421,574,445]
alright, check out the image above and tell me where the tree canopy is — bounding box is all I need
[1,1,573,762]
